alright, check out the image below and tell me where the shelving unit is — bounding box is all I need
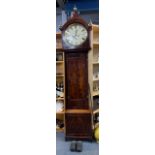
[88,24,99,129]
[56,24,99,132]
[56,32,65,132]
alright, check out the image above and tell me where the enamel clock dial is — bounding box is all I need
[63,23,88,47]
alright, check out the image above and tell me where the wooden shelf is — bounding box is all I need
[93,109,99,114]
[93,42,99,46]
[93,78,99,82]
[93,62,99,65]
[56,61,64,64]
[56,97,64,100]
[56,48,63,51]
[93,91,99,96]
[56,127,64,132]
[56,74,64,77]
[56,32,62,37]
[56,111,64,115]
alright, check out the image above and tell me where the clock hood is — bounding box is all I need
[59,7,92,51]
[59,7,91,32]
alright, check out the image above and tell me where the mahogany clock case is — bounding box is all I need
[59,8,93,141]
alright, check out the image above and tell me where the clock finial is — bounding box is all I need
[88,19,93,26]
[71,5,79,18]
[73,5,77,11]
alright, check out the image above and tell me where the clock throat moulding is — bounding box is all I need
[60,7,93,141]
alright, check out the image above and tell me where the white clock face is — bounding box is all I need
[63,23,88,47]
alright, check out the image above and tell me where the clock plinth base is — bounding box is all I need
[65,136,93,142]
[65,112,93,141]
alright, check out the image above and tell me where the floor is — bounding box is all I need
[56,132,99,155]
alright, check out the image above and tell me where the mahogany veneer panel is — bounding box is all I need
[65,52,89,109]
[65,112,92,140]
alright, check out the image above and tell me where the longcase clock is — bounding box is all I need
[60,7,93,141]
